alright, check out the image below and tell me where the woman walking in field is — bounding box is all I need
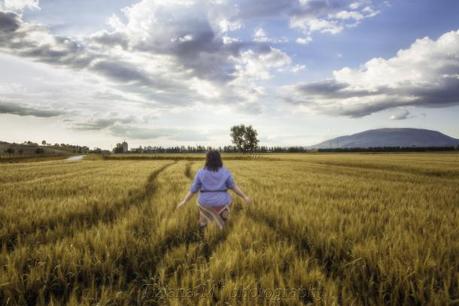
[176,150,251,229]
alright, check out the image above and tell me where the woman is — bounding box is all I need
[176,150,251,229]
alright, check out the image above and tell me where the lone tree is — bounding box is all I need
[5,147,15,156]
[230,124,259,153]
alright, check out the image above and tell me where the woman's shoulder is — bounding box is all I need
[198,167,206,173]
[221,166,232,175]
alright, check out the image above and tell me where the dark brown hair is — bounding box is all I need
[205,150,223,171]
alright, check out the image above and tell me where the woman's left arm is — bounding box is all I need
[176,191,195,209]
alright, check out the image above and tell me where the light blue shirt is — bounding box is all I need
[190,167,235,207]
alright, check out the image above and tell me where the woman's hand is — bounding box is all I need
[243,196,251,205]
[176,200,186,209]
[176,191,195,210]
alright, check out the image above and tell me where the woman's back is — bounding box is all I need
[176,150,250,230]
[190,167,235,207]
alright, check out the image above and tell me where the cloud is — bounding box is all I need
[288,0,380,40]
[109,125,209,141]
[70,111,209,141]
[291,64,306,73]
[0,100,64,117]
[0,0,40,13]
[296,37,311,45]
[282,29,459,117]
[253,27,288,43]
[232,47,292,81]
[0,11,19,31]
[389,109,411,120]
[72,116,136,130]
[0,0,383,124]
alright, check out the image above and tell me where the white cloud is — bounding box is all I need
[290,0,379,38]
[291,64,306,73]
[282,29,459,117]
[253,27,269,42]
[218,18,241,33]
[232,47,292,81]
[334,10,364,21]
[390,109,411,120]
[296,37,311,45]
[0,0,386,142]
[0,0,39,13]
[222,35,239,44]
[253,27,288,43]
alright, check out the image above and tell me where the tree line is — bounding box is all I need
[116,125,459,154]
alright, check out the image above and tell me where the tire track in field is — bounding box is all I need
[244,202,371,305]
[149,161,232,263]
[0,162,106,185]
[40,161,207,305]
[183,161,233,262]
[126,161,236,304]
[233,167,355,305]
[0,161,179,306]
[0,161,176,252]
[237,192,340,305]
[243,196,444,305]
[184,160,193,180]
[6,162,228,305]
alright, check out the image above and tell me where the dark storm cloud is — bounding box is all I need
[0,101,64,117]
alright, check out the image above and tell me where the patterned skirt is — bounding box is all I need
[198,203,231,230]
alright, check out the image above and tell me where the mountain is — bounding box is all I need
[311,128,459,149]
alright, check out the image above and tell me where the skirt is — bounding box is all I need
[197,202,231,230]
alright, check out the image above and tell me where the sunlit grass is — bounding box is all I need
[0,153,457,305]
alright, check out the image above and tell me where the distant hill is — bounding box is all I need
[0,141,71,156]
[311,128,459,149]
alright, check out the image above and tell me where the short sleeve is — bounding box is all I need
[225,172,235,189]
[190,171,202,193]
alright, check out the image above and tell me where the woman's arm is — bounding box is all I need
[176,191,195,209]
[230,184,251,204]
[177,170,201,209]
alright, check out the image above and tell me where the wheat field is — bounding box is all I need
[0,153,458,305]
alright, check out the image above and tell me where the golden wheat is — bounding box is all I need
[0,153,457,305]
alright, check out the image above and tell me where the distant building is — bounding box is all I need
[122,141,128,153]
[113,141,129,154]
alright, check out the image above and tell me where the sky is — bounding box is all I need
[0,0,458,150]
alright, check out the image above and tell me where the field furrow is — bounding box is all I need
[0,153,457,305]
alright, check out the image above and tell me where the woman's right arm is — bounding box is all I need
[230,184,251,204]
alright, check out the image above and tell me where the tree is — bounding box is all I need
[5,147,15,155]
[230,125,245,152]
[243,125,259,153]
[42,140,47,145]
[230,124,259,153]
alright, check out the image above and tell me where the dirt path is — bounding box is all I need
[65,155,85,162]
